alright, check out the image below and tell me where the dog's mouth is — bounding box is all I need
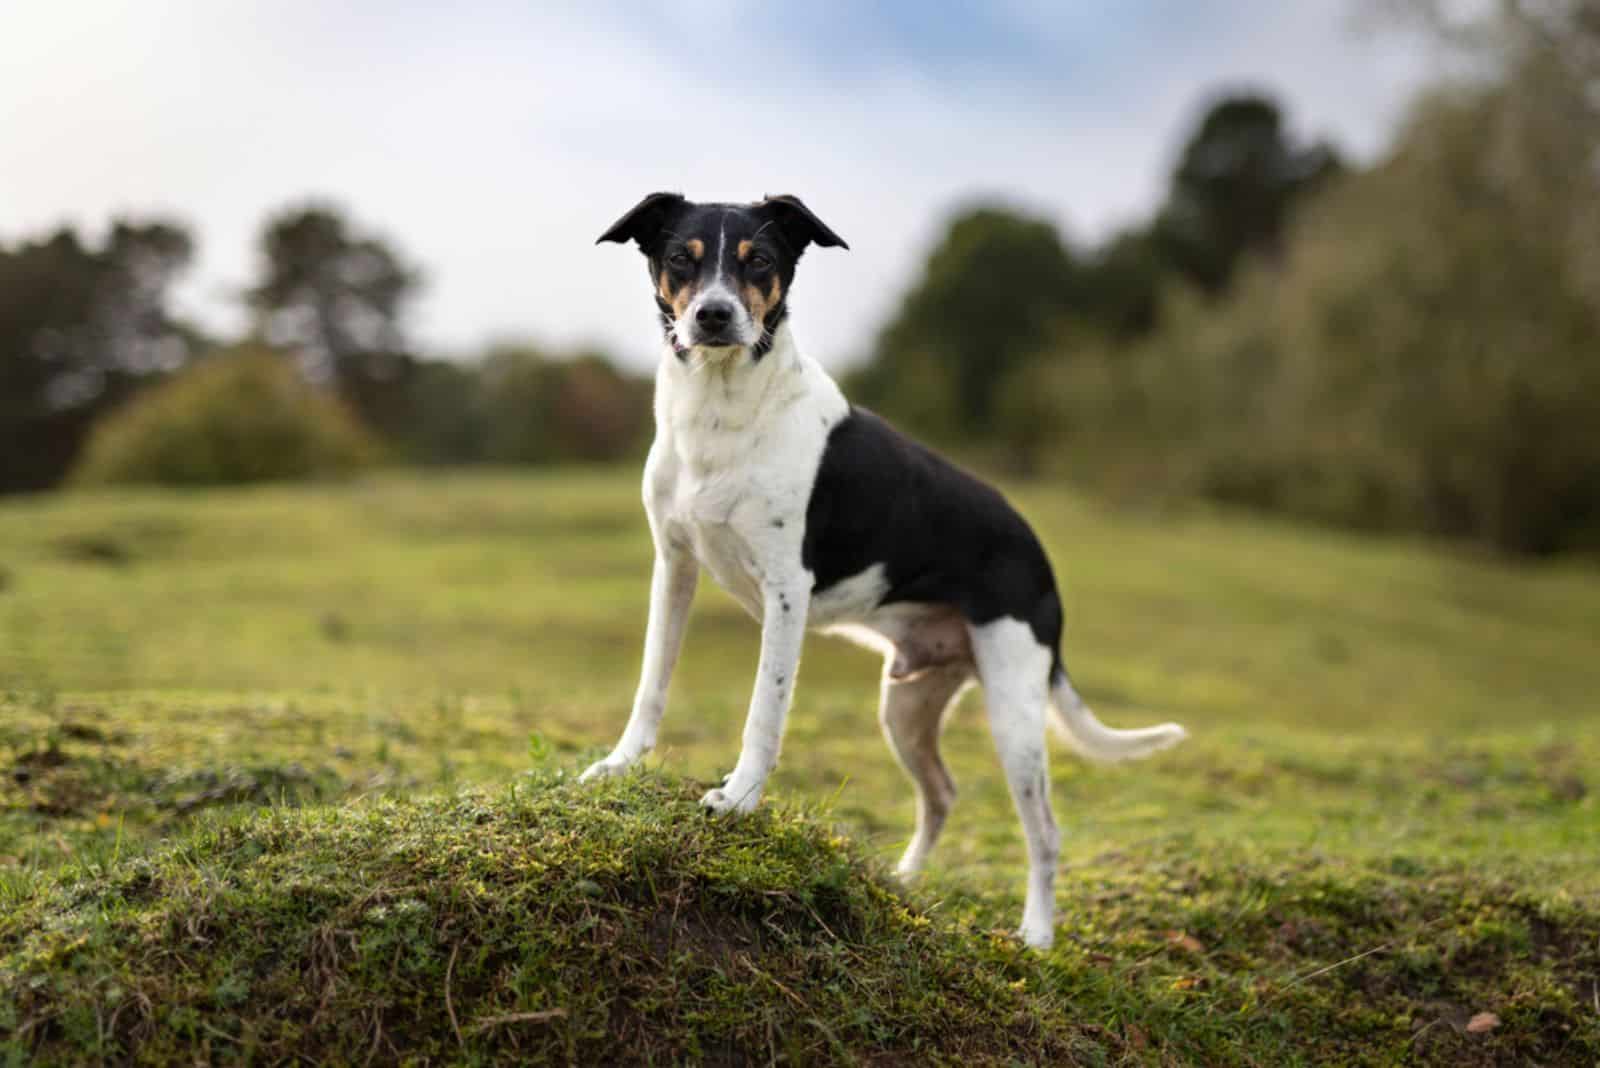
[684,329,746,351]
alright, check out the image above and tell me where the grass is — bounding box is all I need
[1,468,1597,1064]
[1,773,1087,1065]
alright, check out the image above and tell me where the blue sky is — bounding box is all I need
[0,2,1436,369]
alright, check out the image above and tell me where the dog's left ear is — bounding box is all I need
[596,192,685,250]
[761,194,849,254]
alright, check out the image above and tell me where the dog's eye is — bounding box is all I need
[667,251,692,269]
[748,253,772,272]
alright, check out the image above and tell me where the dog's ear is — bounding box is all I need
[760,194,849,254]
[596,192,685,250]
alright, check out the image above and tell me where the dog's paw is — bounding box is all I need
[892,859,923,882]
[699,784,760,816]
[579,754,634,783]
[1017,920,1055,951]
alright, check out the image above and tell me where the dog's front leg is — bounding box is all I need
[700,579,809,815]
[580,546,698,782]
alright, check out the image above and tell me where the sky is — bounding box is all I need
[0,2,1438,371]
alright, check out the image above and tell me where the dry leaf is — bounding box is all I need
[1465,1011,1500,1034]
[1164,929,1206,954]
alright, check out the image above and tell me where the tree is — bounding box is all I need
[1152,94,1342,294]
[1045,72,1600,555]
[1371,0,1600,314]
[1079,227,1167,338]
[0,220,195,491]
[851,206,1083,438]
[848,93,1345,455]
[245,204,420,430]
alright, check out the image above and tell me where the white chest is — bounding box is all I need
[645,330,848,620]
[667,466,774,617]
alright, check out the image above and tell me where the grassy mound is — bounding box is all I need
[3,768,1598,1066]
[0,773,1087,1066]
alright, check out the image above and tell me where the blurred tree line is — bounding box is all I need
[3,0,1594,556]
[0,222,197,490]
[851,0,1600,556]
[848,93,1342,441]
[0,205,651,491]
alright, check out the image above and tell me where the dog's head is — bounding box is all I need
[597,193,847,358]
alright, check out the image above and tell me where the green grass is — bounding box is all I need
[1,774,1089,1065]
[1,469,1597,1064]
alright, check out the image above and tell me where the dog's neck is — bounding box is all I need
[653,320,817,471]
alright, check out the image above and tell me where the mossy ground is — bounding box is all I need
[3,773,1092,1065]
[2,470,1597,1064]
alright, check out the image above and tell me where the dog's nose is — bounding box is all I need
[695,300,734,332]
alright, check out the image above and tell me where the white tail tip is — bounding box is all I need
[1049,678,1187,763]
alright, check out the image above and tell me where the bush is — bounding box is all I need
[475,345,651,465]
[382,346,652,467]
[387,358,492,465]
[71,347,381,487]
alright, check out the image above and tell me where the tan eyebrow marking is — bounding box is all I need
[660,270,694,317]
[686,239,705,260]
[741,274,784,327]
[737,239,753,261]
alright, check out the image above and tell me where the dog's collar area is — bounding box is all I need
[751,300,787,361]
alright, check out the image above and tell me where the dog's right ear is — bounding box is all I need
[596,192,685,250]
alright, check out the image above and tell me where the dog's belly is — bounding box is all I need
[683,534,977,678]
[812,564,974,678]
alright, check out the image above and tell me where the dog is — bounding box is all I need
[582,192,1186,949]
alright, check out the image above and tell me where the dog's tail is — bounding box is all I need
[1047,664,1187,763]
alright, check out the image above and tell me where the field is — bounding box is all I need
[2,469,1597,1064]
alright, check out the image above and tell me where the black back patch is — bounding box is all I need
[802,408,1064,660]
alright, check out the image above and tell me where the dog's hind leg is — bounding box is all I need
[879,661,971,878]
[969,618,1060,950]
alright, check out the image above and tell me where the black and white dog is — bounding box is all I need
[583,193,1185,949]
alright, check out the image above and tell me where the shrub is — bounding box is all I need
[71,347,381,487]
[475,345,651,465]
